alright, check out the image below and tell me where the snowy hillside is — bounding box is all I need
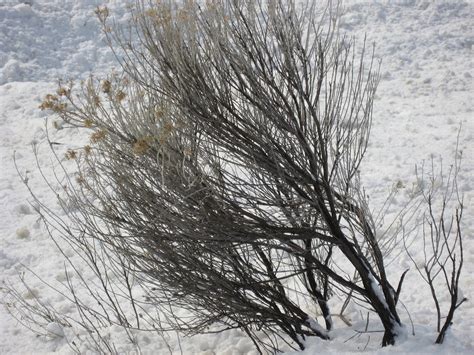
[0,0,472,354]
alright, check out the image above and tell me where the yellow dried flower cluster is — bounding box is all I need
[133,137,152,155]
[65,149,77,160]
[101,80,112,94]
[154,106,166,121]
[84,118,94,128]
[76,174,85,185]
[92,95,101,107]
[162,121,174,134]
[178,8,190,22]
[116,91,126,102]
[205,0,218,10]
[39,94,67,112]
[84,145,92,155]
[95,6,109,20]
[158,121,174,144]
[145,9,159,18]
[145,6,171,25]
[90,129,107,143]
[56,87,70,97]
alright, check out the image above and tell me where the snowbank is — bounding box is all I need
[1,0,472,354]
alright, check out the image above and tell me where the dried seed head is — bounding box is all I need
[76,174,85,185]
[101,80,112,94]
[65,149,77,160]
[133,138,151,155]
[90,129,107,143]
[92,95,101,107]
[84,145,92,155]
[145,9,159,18]
[56,87,70,97]
[116,91,126,102]
[163,121,174,133]
[39,94,67,112]
[95,5,109,20]
[39,94,57,110]
[84,118,94,128]
[155,108,165,121]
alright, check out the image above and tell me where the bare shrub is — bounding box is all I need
[404,146,466,344]
[1,0,467,353]
[107,0,404,346]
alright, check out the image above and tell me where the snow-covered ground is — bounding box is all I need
[0,0,472,354]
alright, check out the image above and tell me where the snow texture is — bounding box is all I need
[1,0,473,354]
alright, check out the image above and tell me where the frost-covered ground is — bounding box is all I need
[0,0,473,354]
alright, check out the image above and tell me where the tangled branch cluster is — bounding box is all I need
[2,1,465,353]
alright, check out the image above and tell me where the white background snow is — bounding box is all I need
[0,0,473,354]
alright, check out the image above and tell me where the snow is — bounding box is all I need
[15,226,30,239]
[45,322,65,338]
[1,0,473,354]
[306,316,330,338]
[367,270,390,311]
